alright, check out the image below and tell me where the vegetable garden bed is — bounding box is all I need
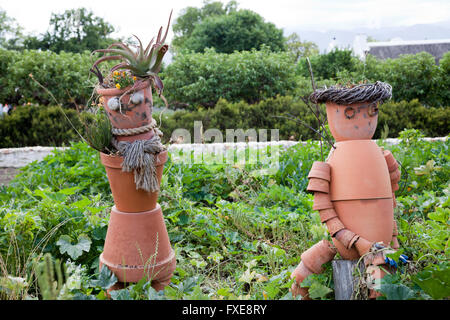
[0,129,448,300]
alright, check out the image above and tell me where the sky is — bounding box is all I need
[1,0,450,45]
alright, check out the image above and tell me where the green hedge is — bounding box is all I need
[0,49,95,106]
[161,46,298,109]
[158,96,322,143]
[0,98,447,148]
[0,106,84,148]
[158,96,449,143]
[1,48,448,112]
[296,51,450,108]
[377,99,449,138]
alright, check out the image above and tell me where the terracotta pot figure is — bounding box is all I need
[88,13,176,292]
[290,82,407,299]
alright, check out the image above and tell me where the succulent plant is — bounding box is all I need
[90,10,172,95]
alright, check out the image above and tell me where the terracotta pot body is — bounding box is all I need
[100,204,176,286]
[327,140,393,260]
[97,81,153,130]
[326,102,378,142]
[100,150,167,212]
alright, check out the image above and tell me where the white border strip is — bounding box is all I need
[0,137,447,168]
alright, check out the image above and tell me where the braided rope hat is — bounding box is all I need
[309,81,392,105]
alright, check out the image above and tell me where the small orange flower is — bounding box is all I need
[113,71,119,76]
[133,76,137,81]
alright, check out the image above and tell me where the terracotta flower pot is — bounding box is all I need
[100,204,176,287]
[290,261,313,299]
[312,191,333,210]
[327,140,394,260]
[291,240,336,299]
[328,140,392,201]
[383,150,399,172]
[326,102,378,142]
[307,178,329,193]
[97,81,154,143]
[308,161,331,181]
[100,150,167,212]
[300,240,337,274]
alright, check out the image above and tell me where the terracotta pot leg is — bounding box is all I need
[290,261,313,299]
[366,263,392,299]
[290,240,337,299]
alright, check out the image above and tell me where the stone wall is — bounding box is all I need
[0,167,20,186]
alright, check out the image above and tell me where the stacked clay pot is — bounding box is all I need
[97,82,176,291]
[291,99,400,300]
[325,102,394,260]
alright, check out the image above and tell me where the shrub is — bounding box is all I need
[300,50,449,108]
[158,96,326,143]
[376,99,450,138]
[436,52,450,106]
[364,52,442,107]
[0,49,95,106]
[161,47,298,109]
[159,97,449,144]
[0,105,85,148]
[296,49,360,80]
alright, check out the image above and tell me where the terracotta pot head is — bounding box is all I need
[326,101,379,142]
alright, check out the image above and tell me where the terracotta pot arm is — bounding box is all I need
[383,149,401,193]
[391,219,400,249]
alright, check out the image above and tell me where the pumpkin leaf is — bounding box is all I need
[56,234,91,260]
[413,267,450,299]
[90,265,118,290]
[379,283,415,300]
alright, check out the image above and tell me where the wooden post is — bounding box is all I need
[332,259,365,300]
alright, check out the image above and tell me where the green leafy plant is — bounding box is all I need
[79,108,113,153]
[90,11,172,96]
[56,234,92,260]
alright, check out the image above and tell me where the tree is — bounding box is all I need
[172,0,237,49]
[0,7,24,49]
[182,9,285,53]
[296,48,360,80]
[162,46,297,108]
[285,33,319,63]
[25,8,116,53]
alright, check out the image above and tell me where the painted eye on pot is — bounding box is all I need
[344,106,355,119]
[368,103,379,117]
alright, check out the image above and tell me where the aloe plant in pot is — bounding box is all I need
[88,11,176,292]
[90,10,171,144]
